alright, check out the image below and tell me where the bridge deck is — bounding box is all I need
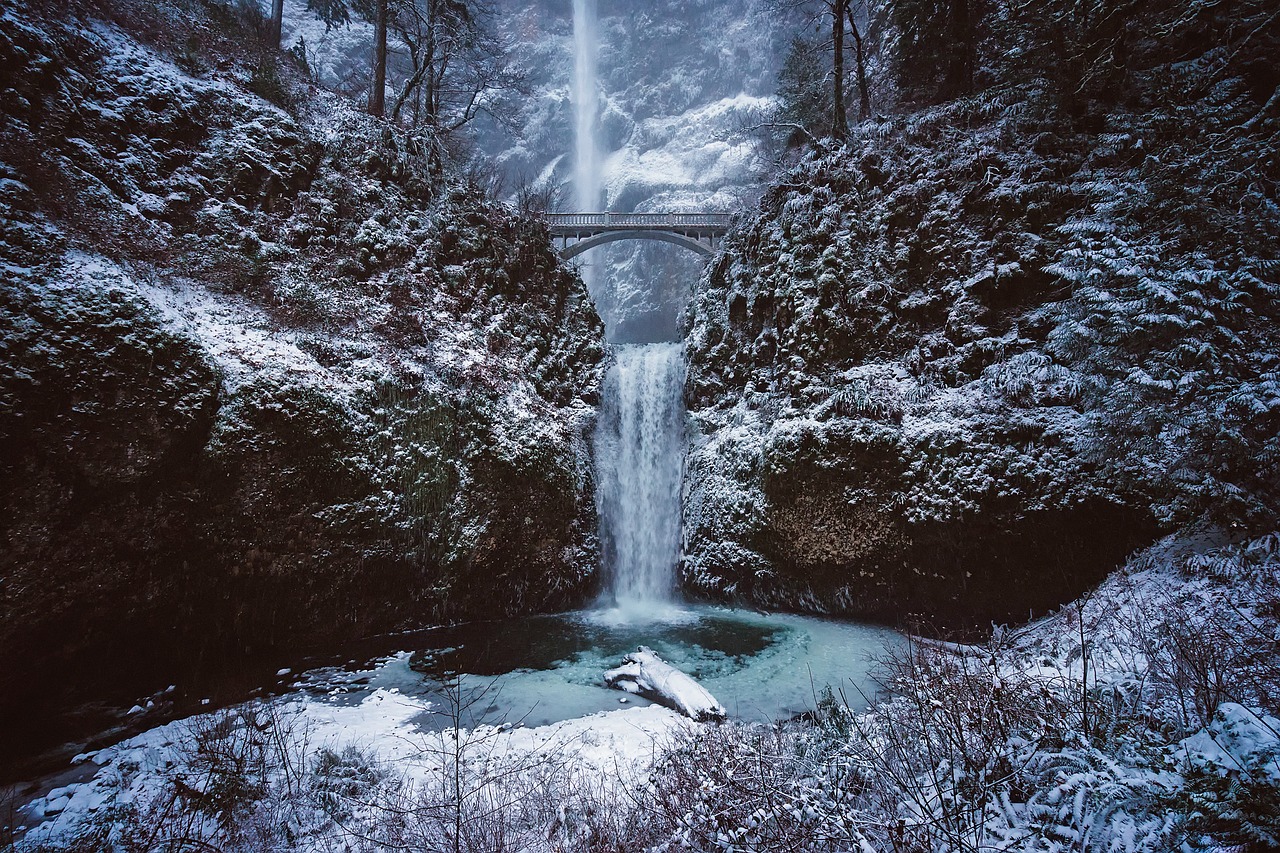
[546,212,731,234]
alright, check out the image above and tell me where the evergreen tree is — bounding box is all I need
[776,34,832,143]
[770,0,866,140]
[888,0,983,103]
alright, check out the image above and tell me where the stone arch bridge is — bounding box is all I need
[546,213,731,260]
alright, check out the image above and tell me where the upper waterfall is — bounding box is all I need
[575,0,688,614]
[572,0,600,212]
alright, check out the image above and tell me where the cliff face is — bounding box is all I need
[683,34,1279,624]
[0,0,605,720]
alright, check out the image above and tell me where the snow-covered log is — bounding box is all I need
[604,646,726,722]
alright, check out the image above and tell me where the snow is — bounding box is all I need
[18,687,689,847]
[600,93,775,202]
[266,688,686,782]
[135,272,346,395]
[1181,703,1280,784]
[604,646,727,721]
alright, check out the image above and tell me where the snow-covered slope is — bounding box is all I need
[680,10,1280,622]
[0,0,604,766]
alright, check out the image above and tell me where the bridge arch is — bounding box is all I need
[546,212,730,263]
[560,229,715,259]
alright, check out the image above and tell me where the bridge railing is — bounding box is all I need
[546,212,732,229]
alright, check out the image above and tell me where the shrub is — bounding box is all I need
[311,745,384,822]
[248,57,293,110]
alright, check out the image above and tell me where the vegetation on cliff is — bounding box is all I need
[0,0,604,745]
[3,0,1280,849]
[684,0,1279,622]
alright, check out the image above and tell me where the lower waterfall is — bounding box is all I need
[594,342,686,611]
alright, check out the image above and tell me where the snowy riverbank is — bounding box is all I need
[14,687,690,849]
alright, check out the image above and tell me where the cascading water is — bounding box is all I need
[571,0,600,213]
[572,0,686,609]
[595,343,687,609]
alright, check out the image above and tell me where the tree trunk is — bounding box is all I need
[945,0,974,98]
[845,4,871,120]
[424,0,439,125]
[604,646,726,721]
[831,0,848,139]
[269,0,284,48]
[423,0,442,178]
[392,38,428,123]
[370,0,388,117]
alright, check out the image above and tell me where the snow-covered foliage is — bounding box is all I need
[0,0,604,743]
[10,682,688,851]
[682,0,1280,620]
[609,532,1280,853]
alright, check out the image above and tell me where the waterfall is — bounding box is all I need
[571,0,600,212]
[595,344,686,609]
[575,1,685,613]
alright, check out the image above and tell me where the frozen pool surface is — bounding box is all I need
[290,605,903,730]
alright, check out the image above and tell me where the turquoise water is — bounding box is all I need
[290,605,903,730]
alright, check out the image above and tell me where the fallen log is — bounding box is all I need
[604,646,726,722]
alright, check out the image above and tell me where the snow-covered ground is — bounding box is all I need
[15,688,689,848]
[6,601,910,848]
[11,533,1280,851]
[606,533,1280,852]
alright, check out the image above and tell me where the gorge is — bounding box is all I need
[2,0,1278,849]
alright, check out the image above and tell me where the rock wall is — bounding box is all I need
[0,0,605,727]
[683,62,1278,624]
